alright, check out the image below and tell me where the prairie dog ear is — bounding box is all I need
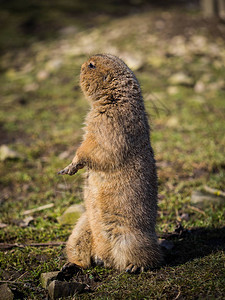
[103,74,111,82]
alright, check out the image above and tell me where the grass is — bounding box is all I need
[0,1,225,299]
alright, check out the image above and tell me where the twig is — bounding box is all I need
[203,185,225,198]
[0,242,66,250]
[174,288,181,300]
[0,280,27,284]
[23,203,54,215]
[187,205,206,215]
[0,272,30,285]
[16,271,28,281]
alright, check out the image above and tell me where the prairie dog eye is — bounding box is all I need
[88,62,96,69]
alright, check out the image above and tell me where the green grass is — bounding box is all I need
[90,251,225,299]
[0,1,225,299]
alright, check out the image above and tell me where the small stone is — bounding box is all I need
[194,81,205,93]
[0,223,8,228]
[191,35,207,49]
[0,145,21,161]
[169,72,194,86]
[167,86,179,95]
[166,116,179,128]
[0,269,13,280]
[57,183,69,190]
[208,80,224,91]
[0,284,14,300]
[57,204,85,225]
[191,191,224,208]
[37,70,49,81]
[158,239,174,251]
[24,83,39,92]
[168,35,187,56]
[40,271,59,289]
[48,280,86,299]
[180,213,189,221]
[45,59,62,72]
[122,54,144,71]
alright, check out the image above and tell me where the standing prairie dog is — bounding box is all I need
[59,54,161,273]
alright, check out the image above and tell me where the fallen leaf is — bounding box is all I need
[19,216,34,228]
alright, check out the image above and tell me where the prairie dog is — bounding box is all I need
[59,54,161,273]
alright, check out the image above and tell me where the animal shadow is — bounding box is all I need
[161,225,225,267]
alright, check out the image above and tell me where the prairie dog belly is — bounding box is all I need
[85,168,134,204]
[84,166,156,229]
[84,169,126,214]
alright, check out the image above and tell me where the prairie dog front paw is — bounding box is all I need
[58,162,84,176]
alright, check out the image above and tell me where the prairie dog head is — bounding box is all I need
[80,54,140,103]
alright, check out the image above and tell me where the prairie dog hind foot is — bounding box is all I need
[125,264,147,274]
[57,262,81,281]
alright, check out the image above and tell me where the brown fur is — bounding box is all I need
[59,54,161,272]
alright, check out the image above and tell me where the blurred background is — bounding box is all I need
[1,0,225,53]
[0,1,225,299]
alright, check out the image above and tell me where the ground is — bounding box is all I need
[0,1,225,299]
